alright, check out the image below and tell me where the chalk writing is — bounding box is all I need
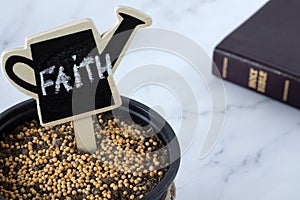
[40,66,55,96]
[55,66,73,94]
[40,53,112,96]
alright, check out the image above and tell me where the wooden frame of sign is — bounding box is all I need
[1,6,152,153]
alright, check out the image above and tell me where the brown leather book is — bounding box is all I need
[213,0,300,109]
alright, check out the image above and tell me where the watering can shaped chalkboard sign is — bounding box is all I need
[2,7,152,126]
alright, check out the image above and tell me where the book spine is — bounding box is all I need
[212,48,300,109]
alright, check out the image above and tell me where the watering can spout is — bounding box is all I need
[99,6,152,73]
[116,6,152,27]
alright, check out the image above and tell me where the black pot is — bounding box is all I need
[0,96,181,200]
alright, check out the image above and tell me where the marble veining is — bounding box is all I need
[2,0,300,200]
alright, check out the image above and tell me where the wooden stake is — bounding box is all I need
[73,116,97,153]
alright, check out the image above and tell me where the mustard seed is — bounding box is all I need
[0,113,169,200]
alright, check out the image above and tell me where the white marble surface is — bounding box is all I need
[1,0,300,200]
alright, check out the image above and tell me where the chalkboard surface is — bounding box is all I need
[33,29,115,123]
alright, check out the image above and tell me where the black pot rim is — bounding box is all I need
[0,96,181,200]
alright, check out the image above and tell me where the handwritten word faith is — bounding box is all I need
[40,54,112,96]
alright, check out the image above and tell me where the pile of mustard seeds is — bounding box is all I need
[0,113,169,200]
